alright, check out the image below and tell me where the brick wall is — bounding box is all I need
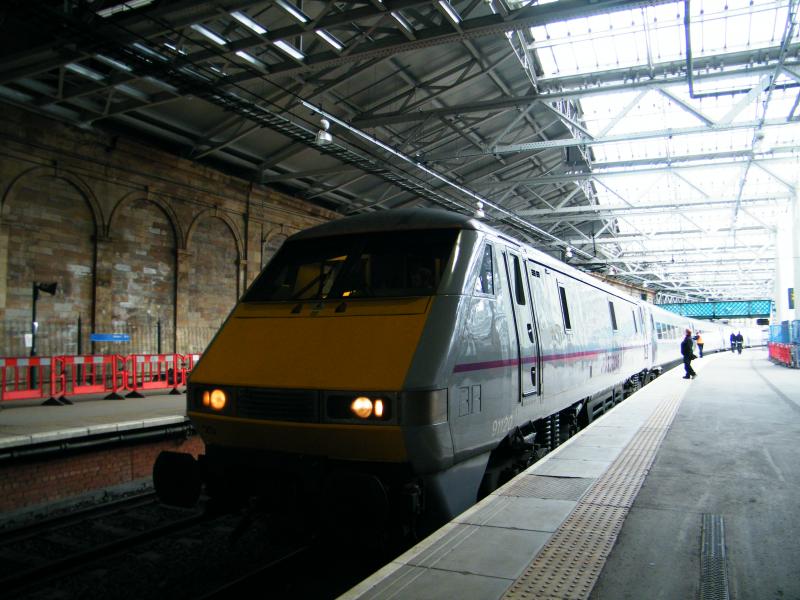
[0,104,338,356]
[0,436,205,513]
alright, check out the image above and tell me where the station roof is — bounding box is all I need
[2,0,797,301]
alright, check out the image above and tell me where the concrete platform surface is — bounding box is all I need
[0,392,187,450]
[591,350,800,600]
[342,348,800,600]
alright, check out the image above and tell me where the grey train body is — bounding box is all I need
[167,208,741,530]
[391,211,733,524]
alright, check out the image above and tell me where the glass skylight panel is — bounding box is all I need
[191,24,227,46]
[231,11,268,35]
[533,0,793,80]
[649,4,684,61]
[537,47,558,75]
[764,80,800,119]
[531,9,658,76]
[689,1,791,57]
[764,121,800,149]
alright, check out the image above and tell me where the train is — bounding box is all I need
[153,208,752,534]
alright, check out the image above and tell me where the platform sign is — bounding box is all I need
[90,333,131,343]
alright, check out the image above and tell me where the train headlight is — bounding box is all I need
[326,393,393,423]
[201,388,227,411]
[351,396,373,419]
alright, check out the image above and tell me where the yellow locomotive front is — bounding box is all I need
[154,211,466,528]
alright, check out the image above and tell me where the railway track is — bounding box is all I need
[0,492,208,596]
[0,493,391,599]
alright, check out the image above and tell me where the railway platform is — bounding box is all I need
[0,390,188,455]
[0,390,192,520]
[342,347,800,600]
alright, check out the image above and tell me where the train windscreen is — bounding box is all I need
[244,229,459,301]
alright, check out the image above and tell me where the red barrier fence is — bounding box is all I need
[0,353,201,405]
[768,343,795,367]
[0,357,54,402]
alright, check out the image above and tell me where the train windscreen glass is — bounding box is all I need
[244,229,459,301]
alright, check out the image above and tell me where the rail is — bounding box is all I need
[0,353,201,405]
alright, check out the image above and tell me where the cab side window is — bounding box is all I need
[558,284,572,331]
[608,300,618,331]
[474,243,495,295]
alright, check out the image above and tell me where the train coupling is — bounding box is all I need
[153,450,203,507]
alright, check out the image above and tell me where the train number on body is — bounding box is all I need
[492,415,514,436]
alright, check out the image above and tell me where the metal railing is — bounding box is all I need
[0,319,218,357]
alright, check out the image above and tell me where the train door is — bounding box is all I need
[639,306,649,362]
[503,249,539,401]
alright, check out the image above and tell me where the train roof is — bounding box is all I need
[281,209,732,334]
[291,208,490,240]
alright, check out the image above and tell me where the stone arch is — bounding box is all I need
[261,226,288,269]
[183,209,241,337]
[0,166,100,354]
[185,208,243,260]
[2,165,103,232]
[103,193,179,352]
[108,190,183,248]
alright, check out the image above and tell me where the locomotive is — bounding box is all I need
[154,208,734,532]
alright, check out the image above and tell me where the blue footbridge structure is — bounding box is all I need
[657,300,798,368]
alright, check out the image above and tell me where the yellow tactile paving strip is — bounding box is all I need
[503,386,686,600]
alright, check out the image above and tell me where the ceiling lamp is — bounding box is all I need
[275,0,309,23]
[316,30,343,51]
[315,118,332,146]
[231,11,268,34]
[190,24,227,46]
[274,40,305,61]
[438,0,461,24]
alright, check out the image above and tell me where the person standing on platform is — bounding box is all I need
[730,332,736,352]
[735,331,744,354]
[694,331,704,358]
[681,329,697,379]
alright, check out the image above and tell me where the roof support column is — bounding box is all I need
[774,190,799,325]
[793,188,800,328]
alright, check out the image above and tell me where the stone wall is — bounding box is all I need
[0,104,338,356]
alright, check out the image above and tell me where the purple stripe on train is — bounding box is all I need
[452,344,646,373]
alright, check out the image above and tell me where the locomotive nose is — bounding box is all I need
[190,298,433,391]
